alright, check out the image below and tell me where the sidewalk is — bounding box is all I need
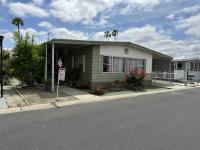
[4,86,26,108]
[0,84,199,115]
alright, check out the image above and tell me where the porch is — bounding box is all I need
[45,40,94,92]
[172,59,200,81]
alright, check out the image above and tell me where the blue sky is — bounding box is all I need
[0,0,200,58]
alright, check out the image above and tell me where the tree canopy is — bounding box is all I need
[11,17,24,40]
[11,33,45,86]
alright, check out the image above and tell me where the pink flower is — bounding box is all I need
[130,68,136,77]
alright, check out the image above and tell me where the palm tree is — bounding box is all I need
[11,17,24,40]
[112,30,118,41]
[104,31,111,41]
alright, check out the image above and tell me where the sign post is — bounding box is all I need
[56,58,65,101]
[0,35,4,98]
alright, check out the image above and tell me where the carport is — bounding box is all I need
[152,52,173,73]
[44,39,94,92]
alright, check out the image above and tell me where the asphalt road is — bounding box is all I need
[1,88,200,150]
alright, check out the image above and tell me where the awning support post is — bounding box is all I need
[44,44,48,81]
[51,43,55,92]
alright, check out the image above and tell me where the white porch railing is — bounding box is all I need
[151,72,175,82]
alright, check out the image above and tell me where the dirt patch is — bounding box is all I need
[18,87,77,105]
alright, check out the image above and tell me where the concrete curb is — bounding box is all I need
[0,86,199,115]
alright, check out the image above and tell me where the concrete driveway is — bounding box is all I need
[1,88,200,150]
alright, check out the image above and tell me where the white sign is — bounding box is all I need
[58,58,63,67]
[59,68,66,81]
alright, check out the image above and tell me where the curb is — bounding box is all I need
[0,86,199,115]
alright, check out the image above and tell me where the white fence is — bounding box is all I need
[152,72,175,82]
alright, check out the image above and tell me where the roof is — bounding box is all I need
[50,39,173,59]
[173,58,200,62]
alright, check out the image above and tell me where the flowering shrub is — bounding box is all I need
[125,68,146,88]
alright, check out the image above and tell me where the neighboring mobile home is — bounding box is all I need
[44,39,172,92]
[172,58,200,81]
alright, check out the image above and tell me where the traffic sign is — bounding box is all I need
[58,58,63,67]
[59,68,66,81]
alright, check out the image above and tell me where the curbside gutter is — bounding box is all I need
[0,86,199,115]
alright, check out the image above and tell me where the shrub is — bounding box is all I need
[11,33,45,86]
[125,68,146,88]
[91,86,105,96]
[93,88,105,95]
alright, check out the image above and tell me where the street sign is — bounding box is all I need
[58,58,63,67]
[56,57,64,101]
[59,68,66,81]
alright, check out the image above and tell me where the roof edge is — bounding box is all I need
[50,38,173,59]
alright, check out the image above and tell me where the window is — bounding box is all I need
[103,56,112,72]
[74,56,79,68]
[137,59,145,72]
[190,62,195,71]
[72,56,74,68]
[102,55,146,73]
[190,61,200,71]
[78,55,86,72]
[125,58,137,72]
[195,61,199,71]
[113,57,124,72]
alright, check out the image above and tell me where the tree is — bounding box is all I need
[104,31,111,41]
[11,17,24,40]
[11,33,45,86]
[2,50,11,85]
[112,30,118,41]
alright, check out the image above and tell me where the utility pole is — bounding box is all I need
[0,35,4,98]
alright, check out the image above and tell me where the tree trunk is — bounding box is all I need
[17,25,20,40]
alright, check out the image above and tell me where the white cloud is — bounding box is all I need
[21,28,47,37]
[32,0,45,6]
[0,0,7,6]
[50,0,160,24]
[91,25,200,59]
[37,21,88,40]
[166,5,200,38]
[38,21,53,29]
[178,5,200,14]
[166,14,175,20]
[8,2,49,18]
[175,13,200,38]
[120,0,160,15]
[0,29,14,49]
[49,28,88,40]
[82,15,114,28]
[166,5,200,20]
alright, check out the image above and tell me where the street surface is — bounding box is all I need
[1,88,200,150]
